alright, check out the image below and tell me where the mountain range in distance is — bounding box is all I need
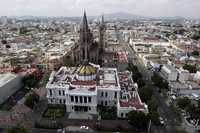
[6,12,189,21]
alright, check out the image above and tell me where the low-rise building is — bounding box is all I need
[160,65,178,81]
[0,73,23,104]
[46,63,148,117]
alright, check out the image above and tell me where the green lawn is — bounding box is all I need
[43,104,65,118]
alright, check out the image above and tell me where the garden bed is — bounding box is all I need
[43,104,66,118]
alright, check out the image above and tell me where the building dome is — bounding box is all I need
[76,65,97,76]
[75,62,97,81]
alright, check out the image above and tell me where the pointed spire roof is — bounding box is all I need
[81,10,89,31]
[101,14,104,24]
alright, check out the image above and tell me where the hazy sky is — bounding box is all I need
[0,0,199,18]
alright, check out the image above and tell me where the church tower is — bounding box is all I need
[79,11,92,61]
[73,11,102,65]
[99,15,106,62]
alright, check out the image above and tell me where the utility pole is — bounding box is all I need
[148,120,151,133]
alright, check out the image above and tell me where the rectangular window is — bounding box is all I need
[59,90,61,96]
[88,97,91,103]
[114,92,117,99]
[49,89,52,96]
[105,92,108,97]
[80,96,83,103]
[84,96,87,103]
[121,113,124,117]
[105,101,107,106]
[75,96,78,103]
[71,96,74,102]
[101,92,104,97]
[62,90,65,96]
[59,99,62,104]
[63,99,66,104]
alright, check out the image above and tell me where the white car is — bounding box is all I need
[159,117,165,125]
[80,126,89,130]
[57,129,65,133]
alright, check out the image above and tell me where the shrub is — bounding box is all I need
[43,104,66,118]
[127,111,149,131]
[24,92,39,109]
[35,120,63,129]
[99,106,117,120]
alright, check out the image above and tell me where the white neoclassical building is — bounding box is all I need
[46,62,148,118]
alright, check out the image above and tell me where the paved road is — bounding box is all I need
[28,128,57,133]
[124,43,177,133]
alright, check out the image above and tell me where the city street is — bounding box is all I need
[124,43,178,133]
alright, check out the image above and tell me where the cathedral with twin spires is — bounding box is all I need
[73,11,105,65]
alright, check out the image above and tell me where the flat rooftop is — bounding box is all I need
[0,73,17,87]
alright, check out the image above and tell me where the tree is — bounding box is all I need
[6,127,27,133]
[1,39,7,44]
[162,81,169,90]
[191,33,200,40]
[132,72,142,82]
[99,106,117,120]
[148,96,158,111]
[177,97,191,110]
[19,27,29,35]
[138,87,153,103]
[183,64,197,73]
[63,55,73,67]
[186,103,200,120]
[137,78,145,88]
[170,103,182,123]
[148,111,159,124]
[25,92,39,109]
[42,73,50,85]
[152,73,168,90]
[5,44,11,48]
[127,63,143,83]
[191,51,199,56]
[152,73,162,86]
[148,96,159,124]
[22,74,37,88]
[127,111,149,131]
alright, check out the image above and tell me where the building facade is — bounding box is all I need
[46,63,148,118]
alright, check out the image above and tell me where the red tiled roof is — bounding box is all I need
[0,67,16,73]
[116,51,128,64]
[120,95,145,110]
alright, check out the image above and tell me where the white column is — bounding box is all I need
[78,96,80,103]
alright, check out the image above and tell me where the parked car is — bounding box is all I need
[57,129,65,133]
[80,126,89,130]
[159,117,165,125]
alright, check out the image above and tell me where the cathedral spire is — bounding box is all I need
[81,10,89,31]
[101,14,104,25]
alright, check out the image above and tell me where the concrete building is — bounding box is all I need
[0,73,23,104]
[178,68,190,83]
[46,63,148,117]
[160,65,178,81]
